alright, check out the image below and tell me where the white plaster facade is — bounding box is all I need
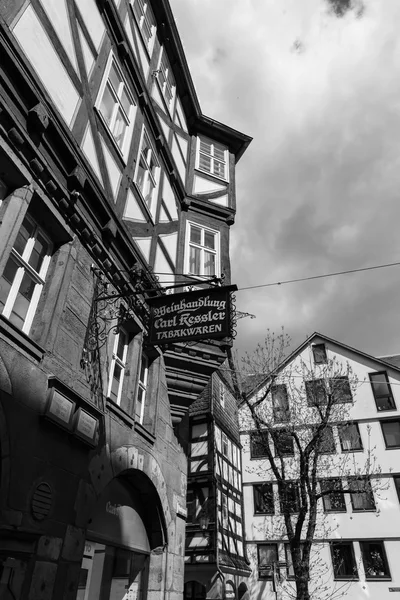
[239,333,400,600]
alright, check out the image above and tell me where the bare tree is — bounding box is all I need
[228,331,386,600]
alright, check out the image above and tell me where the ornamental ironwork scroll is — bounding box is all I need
[80,266,151,408]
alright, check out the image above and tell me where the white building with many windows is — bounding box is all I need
[238,333,400,600]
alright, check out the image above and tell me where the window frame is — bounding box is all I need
[320,479,346,513]
[271,384,290,423]
[369,371,396,412]
[330,542,358,580]
[95,55,137,160]
[135,352,149,424]
[360,541,391,579]
[249,431,269,459]
[338,422,363,452]
[134,127,160,215]
[274,430,295,457]
[130,0,156,55]
[381,419,400,449]
[305,379,327,406]
[107,327,129,406]
[0,213,52,335]
[257,543,278,580]
[185,221,220,279]
[312,343,327,364]
[196,136,229,182]
[253,483,275,515]
[348,478,375,512]
[280,481,300,514]
[393,475,400,503]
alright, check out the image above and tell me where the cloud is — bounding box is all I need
[170,0,400,357]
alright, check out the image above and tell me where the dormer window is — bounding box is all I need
[197,137,228,181]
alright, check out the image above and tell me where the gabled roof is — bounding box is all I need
[241,331,400,403]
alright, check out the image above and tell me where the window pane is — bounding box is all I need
[312,343,327,364]
[361,542,390,578]
[272,385,290,422]
[190,226,202,245]
[320,479,346,512]
[110,363,122,402]
[28,233,49,273]
[213,160,225,178]
[199,140,212,155]
[116,332,127,361]
[120,87,131,117]
[370,372,395,410]
[112,108,128,148]
[13,217,35,256]
[199,154,211,172]
[254,484,274,514]
[204,231,215,250]
[305,379,327,405]
[275,431,294,456]
[320,426,335,453]
[109,63,121,94]
[331,543,357,578]
[331,376,352,403]
[250,432,269,458]
[0,258,19,311]
[338,423,362,451]
[100,84,116,126]
[189,247,201,275]
[382,421,400,447]
[136,158,147,194]
[349,479,375,510]
[9,271,36,329]
[203,252,215,276]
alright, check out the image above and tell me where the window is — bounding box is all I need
[250,431,269,458]
[222,433,228,457]
[221,493,228,529]
[349,478,375,511]
[135,129,160,211]
[197,137,228,180]
[331,542,358,579]
[107,329,128,405]
[186,223,219,278]
[285,544,295,579]
[280,482,300,514]
[381,420,400,448]
[305,379,327,406]
[272,384,290,422]
[135,353,148,424]
[331,376,353,403]
[219,382,225,409]
[253,483,274,515]
[0,214,52,334]
[96,57,136,157]
[320,479,346,512]
[369,372,396,411]
[360,541,390,579]
[258,544,278,579]
[312,343,327,364]
[274,430,294,456]
[338,423,363,451]
[156,49,176,113]
[131,0,156,53]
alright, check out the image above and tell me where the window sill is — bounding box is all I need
[351,509,376,513]
[341,449,364,453]
[135,421,156,445]
[334,577,359,581]
[0,315,44,362]
[323,509,347,514]
[365,576,391,581]
[254,512,275,516]
[384,446,400,450]
[106,398,135,428]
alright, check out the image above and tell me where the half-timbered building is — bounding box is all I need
[0,1,251,598]
[183,367,251,600]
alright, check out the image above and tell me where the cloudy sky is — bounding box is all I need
[170,0,400,358]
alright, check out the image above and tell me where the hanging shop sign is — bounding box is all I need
[147,285,237,345]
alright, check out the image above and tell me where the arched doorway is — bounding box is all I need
[184,580,206,600]
[77,475,165,600]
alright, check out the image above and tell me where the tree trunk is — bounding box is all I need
[296,578,310,600]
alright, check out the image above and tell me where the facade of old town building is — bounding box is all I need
[239,333,400,600]
[0,1,251,598]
